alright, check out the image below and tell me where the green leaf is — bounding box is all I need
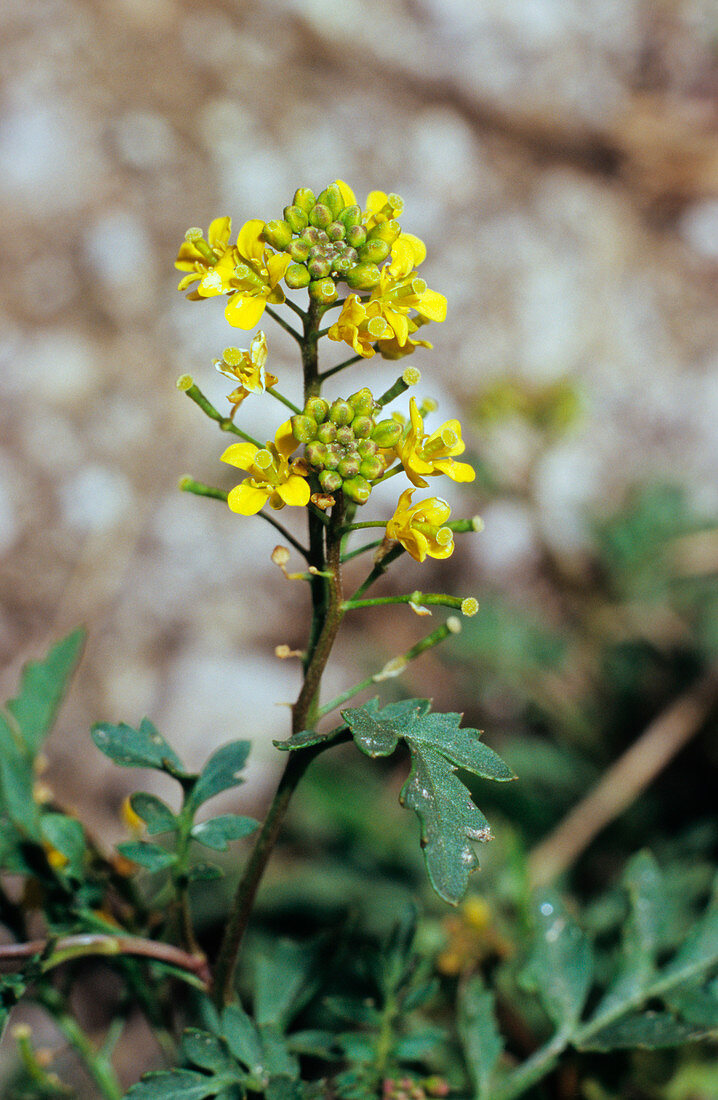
[182,1029,240,1076]
[578,1010,714,1050]
[6,628,85,754]
[393,1028,445,1061]
[266,1078,302,1100]
[665,976,718,1028]
[188,862,224,882]
[342,700,514,905]
[124,1070,225,1099]
[40,813,86,876]
[0,716,38,836]
[221,1004,264,1075]
[459,977,504,1100]
[259,1023,299,1078]
[188,742,251,811]
[117,841,177,871]
[191,815,258,852]
[130,792,177,836]
[254,939,321,1028]
[522,893,593,1032]
[274,724,347,752]
[661,884,718,985]
[286,1030,341,1059]
[92,718,186,775]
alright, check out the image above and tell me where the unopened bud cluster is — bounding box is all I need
[262,182,402,304]
[383,1077,450,1100]
[291,388,402,504]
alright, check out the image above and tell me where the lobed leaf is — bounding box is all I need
[124,1070,227,1099]
[579,1010,715,1051]
[188,742,251,811]
[92,718,186,775]
[459,977,504,1100]
[522,893,593,1033]
[117,841,177,871]
[6,628,85,754]
[191,814,258,852]
[130,792,177,836]
[188,862,224,882]
[40,813,86,876]
[0,716,38,836]
[182,1029,241,1076]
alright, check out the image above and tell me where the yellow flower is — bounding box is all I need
[386,488,455,562]
[366,237,447,348]
[175,217,233,293]
[214,331,278,410]
[334,180,404,230]
[221,422,310,515]
[397,398,475,488]
[327,295,393,358]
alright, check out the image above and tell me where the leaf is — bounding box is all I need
[0,716,38,836]
[274,723,347,752]
[117,841,177,871]
[188,862,224,882]
[124,1070,225,1099]
[188,742,251,811]
[286,1030,341,1059]
[393,1027,445,1061]
[130,792,177,836]
[259,1023,299,1079]
[191,814,258,852]
[6,628,85,754]
[342,700,514,905]
[578,1010,714,1051]
[665,976,718,1028]
[254,939,321,1028]
[221,1004,264,1075]
[182,1029,240,1076]
[522,893,593,1032]
[92,718,186,775]
[459,977,504,1100]
[661,884,718,985]
[40,813,86,876]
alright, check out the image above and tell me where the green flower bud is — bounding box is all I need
[338,455,361,479]
[346,262,381,290]
[348,388,375,416]
[289,238,310,262]
[291,414,318,443]
[357,439,379,458]
[333,253,354,275]
[263,220,292,250]
[327,220,346,242]
[335,425,354,446]
[345,224,367,249]
[308,255,332,279]
[293,188,316,213]
[308,278,338,303]
[304,441,328,466]
[302,227,321,245]
[342,475,371,504]
[371,419,403,448]
[284,262,311,289]
[316,421,337,444]
[329,399,354,426]
[359,455,384,481]
[308,203,332,229]
[283,205,309,233]
[317,184,343,218]
[352,415,373,438]
[368,218,401,245]
[338,204,362,229]
[323,447,340,470]
[359,238,391,265]
[319,469,342,493]
[305,396,329,422]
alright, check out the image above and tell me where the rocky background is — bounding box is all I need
[2,0,718,834]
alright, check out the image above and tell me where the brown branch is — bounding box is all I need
[0,933,210,986]
[528,665,718,888]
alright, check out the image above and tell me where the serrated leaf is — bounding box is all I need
[221,1004,264,1075]
[182,1029,240,1076]
[191,815,258,852]
[188,742,251,811]
[6,628,85,754]
[459,977,504,1100]
[578,1010,714,1050]
[273,724,347,752]
[593,850,665,1018]
[254,939,321,1028]
[342,700,514,905]
[40,813,86,876]
[188,862,224,882]
[124,1069,224,1099]
[523,893,593,1032]
[92,718,185,775]
[130,792,177,836]
[117,841,177,871]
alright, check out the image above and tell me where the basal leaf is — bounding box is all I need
[578,1010,714,1051]
[6,628,85,754]
[124,1069,225,1099]
[191,814,258,852]
[221,1003,264,1075]
[188,742,251,811]
[259,1023,299,1079]
[130,792,177,836]
[523,893,593,1032]
[92,718,186,775]
[342,700,513,905]
[182,1029,240,1076]
[117,841,177,871]
[459,976,504,1100]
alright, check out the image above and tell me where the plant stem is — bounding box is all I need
[350,543,406,601]
[343,593,464,613]
[38,990,124,1100]
[179,479,309,559]
[0,934,210,986]
[318,353,363,382]
[342,537,384,563]
[182,383,263,447]
[265,304,303,344]
[268,387,301,414]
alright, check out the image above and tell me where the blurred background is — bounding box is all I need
[2,0,718,939]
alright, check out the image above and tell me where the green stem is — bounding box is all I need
[376,374,411,408]
[341,520,387,532]
[350,543,406,601]
[283,297,307,322]
[265,304,303,344]
[182,384,262,446]
[342,537,384,563]
[179,478,309,559]
[318,353,363,382]
[343,593,465,612]
[267,387,301,414]
[38,990,123,1100]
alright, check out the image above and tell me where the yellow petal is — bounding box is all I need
[227,482,269,514]
[225,293,267,329]
[389,237,422,279]
[221,442,258,469]
[416,289,447,323]
[278,475,311,507]
[266,252,291,286]
[274,420,298,458]
[401,233,427,266]
[386,309,409,347]
[208,216,232,249]
[334,179,357,207]
[236,219,266,264]
[434,459,476,483]
[365,190,388,216]
[177,272,200,291]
